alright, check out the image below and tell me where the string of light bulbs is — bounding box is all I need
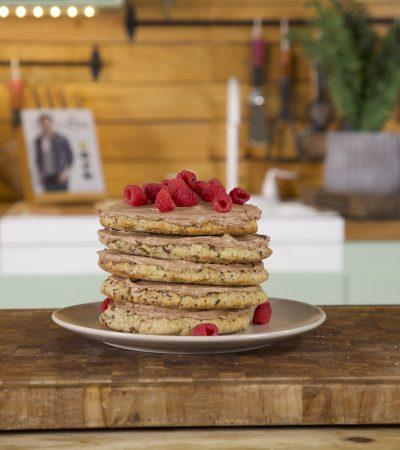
[0,5,96,18]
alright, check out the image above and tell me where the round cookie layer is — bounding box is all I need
[98,229,271,263]
[102,275,268,309]
[98,250,268,286]
[100,300,252,335]
[98,201,261,236]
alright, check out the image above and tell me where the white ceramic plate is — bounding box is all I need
[52,298,326,354]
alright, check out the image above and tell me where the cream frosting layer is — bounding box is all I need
[98,229,269,249]
[114,301,250,320]
[98,250,265,273]
[99,201,261,227]
[108,275,262,296]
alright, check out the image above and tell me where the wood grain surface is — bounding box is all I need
[1,427,400,450]
[346,220,400,241]
[1,1,399,201]
[0,306,399,430]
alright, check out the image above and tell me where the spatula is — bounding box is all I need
[248,18,268,147]
[267,18,298,161]
[10,58,23,129]
[297,63,333,161]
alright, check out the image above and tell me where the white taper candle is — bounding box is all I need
[226,78,241,192]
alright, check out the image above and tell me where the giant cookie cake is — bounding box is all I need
[98,170,272,336]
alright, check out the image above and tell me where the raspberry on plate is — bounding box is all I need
[213,192,232,213]
[143,183,161,203]
[252,302,272,325]
[101,298,111,312]
[229,187,250,205]
[192,323,219,336]
[177,170,197,190]
[155,188,176,212]
[123,185,148,207]
[175,186,200,207]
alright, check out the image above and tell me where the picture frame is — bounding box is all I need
[20,108,105,203]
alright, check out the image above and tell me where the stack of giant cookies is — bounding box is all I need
[97,172,272,336]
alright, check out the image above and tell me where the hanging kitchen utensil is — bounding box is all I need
[32,84,41,108]
[125,3,137,40]
[46,85,55,108]
[297,63,333,161]
[9,58,23,129]
[267,18,298,161]
[307,64,333,132]
[57,86,68,108]
[248,18,268,148]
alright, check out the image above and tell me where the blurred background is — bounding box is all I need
[0,0,399,308]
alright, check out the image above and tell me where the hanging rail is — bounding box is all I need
[0,46,102,80]
[133,17,395,26]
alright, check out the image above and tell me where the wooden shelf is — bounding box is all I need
[346,220,400,240]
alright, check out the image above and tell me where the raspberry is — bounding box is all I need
[252,302,272,325]
[192,323,219,336]
[123,185,148,206]
[175,186,200,207]
[177,170,197,190]
[213,192,232,213]
[167,178,187,199]
[161,180,170,188]
[155,188,176,212]
[143,183,161,203]
[193,180,207,197]
[229,187,250,205]
[201,182,226,202]
[208,178,222,186]
[101,298,111,312]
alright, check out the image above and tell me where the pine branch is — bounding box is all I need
[331,0,375,61]
[293,0,400,131]
[295,2,364,128]
[360,22,400,130]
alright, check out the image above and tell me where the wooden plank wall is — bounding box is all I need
[0,0,399,199]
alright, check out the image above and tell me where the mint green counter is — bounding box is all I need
[1,242,399,308]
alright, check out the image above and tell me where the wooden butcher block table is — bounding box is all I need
[0,306,399,432]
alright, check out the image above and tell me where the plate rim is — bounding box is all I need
[52,298,326,342]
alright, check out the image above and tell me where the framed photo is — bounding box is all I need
[21,108,105,203]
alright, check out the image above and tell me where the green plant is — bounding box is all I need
[293,0,400,131]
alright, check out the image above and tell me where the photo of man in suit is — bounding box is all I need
[35,114,74,191]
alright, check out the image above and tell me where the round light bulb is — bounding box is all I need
[50,6,61,18]
[83,6,95,18]
[67,6,78,18]
[0,6,9,18]
[15,6,26,18]
[33,6,43,18]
